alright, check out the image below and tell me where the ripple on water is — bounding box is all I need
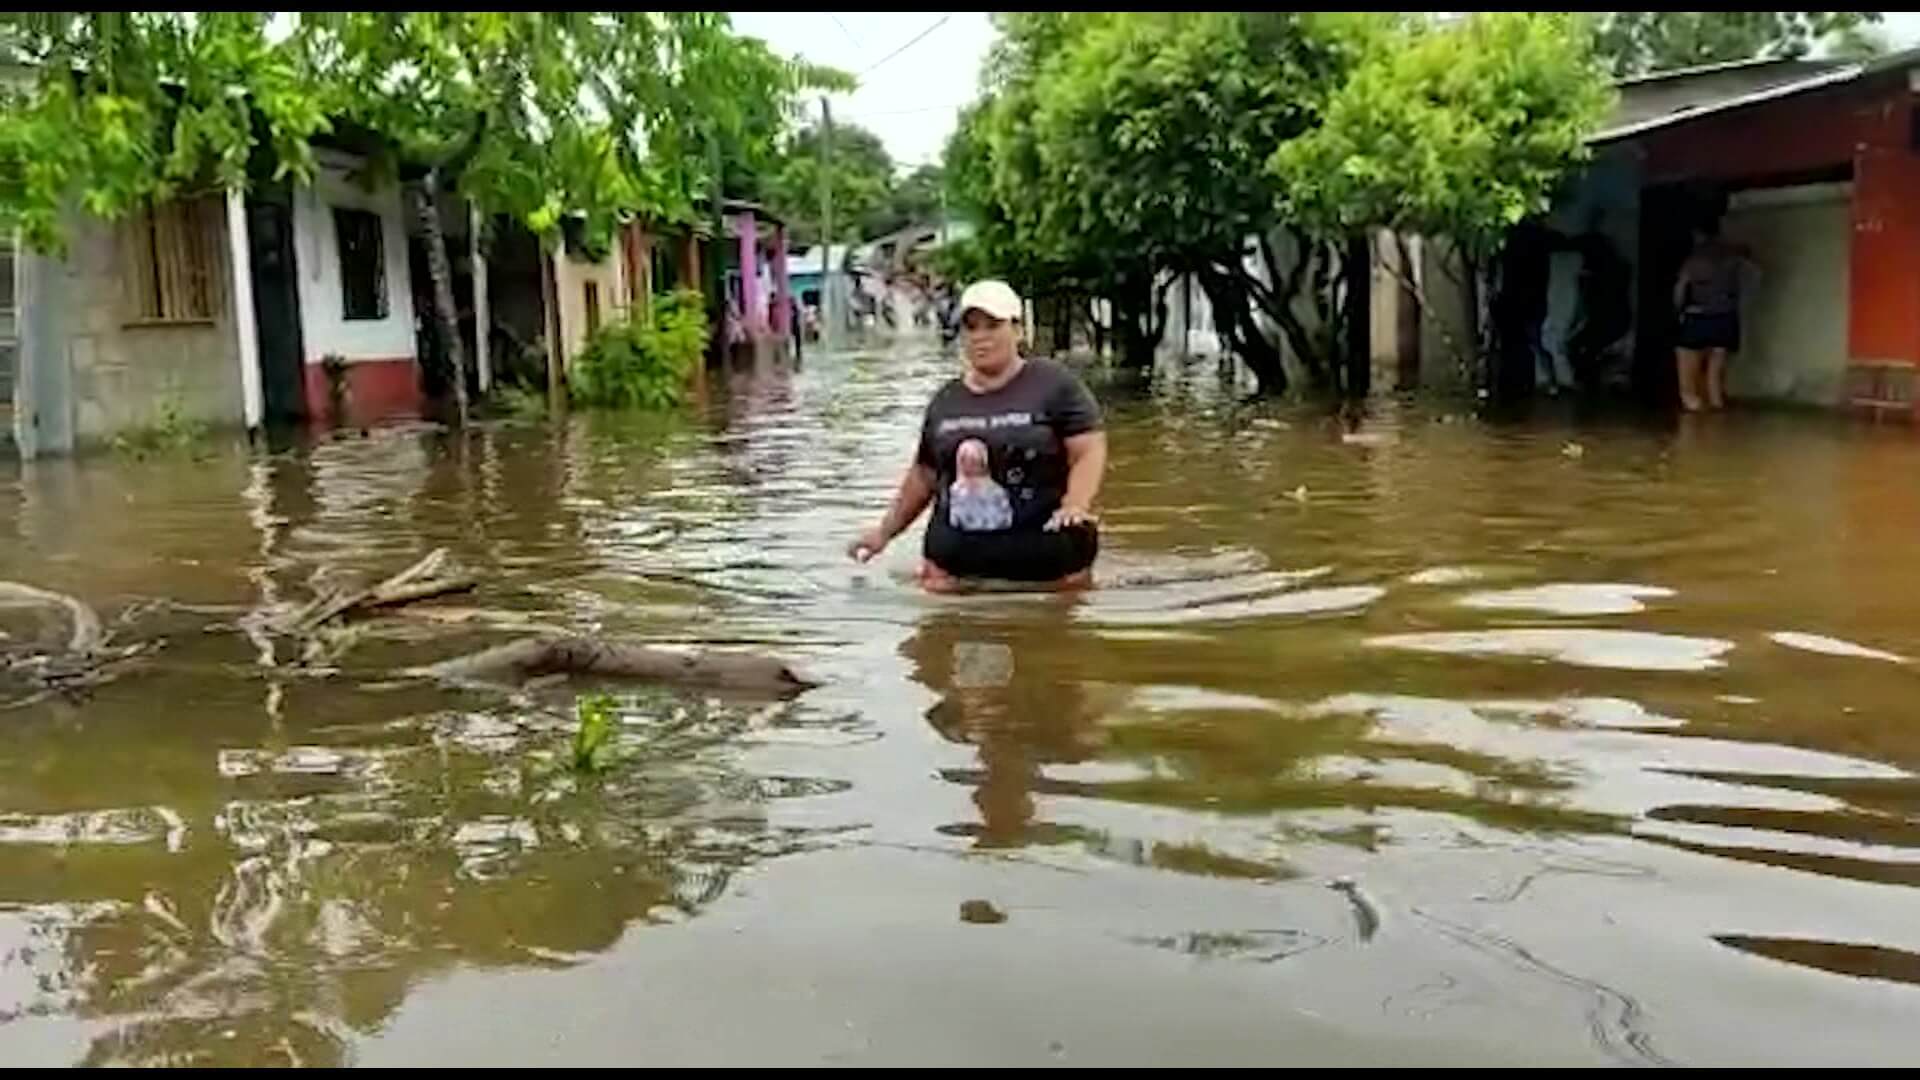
[1457,583,1675,616]
[1404,565,1488,586]
[1083,585,1385,626]
[1767,631,1909,664]
[0,807,187,851]
[1366,628,1734,672]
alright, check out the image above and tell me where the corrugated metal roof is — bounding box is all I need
[1593,46,1920,145]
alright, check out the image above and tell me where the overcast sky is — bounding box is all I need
[729,12,994,171]
[733,11,1920,172]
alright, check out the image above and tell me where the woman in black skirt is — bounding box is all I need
[1673,220,1757,412]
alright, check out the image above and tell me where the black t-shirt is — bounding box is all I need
[916,358,1103,579]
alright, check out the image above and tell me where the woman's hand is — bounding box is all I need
[850,464,935,562]
[847,526,890,562]
[1044,503,1097,532]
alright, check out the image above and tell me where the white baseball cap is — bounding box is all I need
[958,279,1023,322]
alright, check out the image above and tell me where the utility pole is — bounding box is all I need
[819,96,835,351]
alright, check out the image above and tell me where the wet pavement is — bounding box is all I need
[3,338,1919,1065]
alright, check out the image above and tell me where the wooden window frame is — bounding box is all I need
[122,196,222,326]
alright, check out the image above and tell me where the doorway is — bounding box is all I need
[247,193,307,424]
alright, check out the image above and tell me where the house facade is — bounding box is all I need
[1487,50,1920,411]
[9,193,253,457]
[7,144,430,457]
[284,148,421,426]
[6,147,798,459]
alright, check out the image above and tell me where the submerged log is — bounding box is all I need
[414,636,816,696]
[0,583,104,655]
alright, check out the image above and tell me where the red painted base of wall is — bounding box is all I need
[302,358,423,427]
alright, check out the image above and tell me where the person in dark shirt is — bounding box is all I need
[1674,219,1756,412]
[847,279,1108,591]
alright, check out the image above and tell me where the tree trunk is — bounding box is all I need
[416,169,469,426]
[1051,292,1072,354]
[1111,271,1164,370]
[1197,265,1286,395]
[1343,233,1372,401]
[1249,230,1334,389]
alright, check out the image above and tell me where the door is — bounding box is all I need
[247,197,307,423]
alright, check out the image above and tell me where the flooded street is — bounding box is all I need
[5,338,1920,1066]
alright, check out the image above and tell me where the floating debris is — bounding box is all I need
[1328,876,1380,942]
[959,899,1007,925]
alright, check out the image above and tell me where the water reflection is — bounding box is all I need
[0,675,837,1065]
[905,605,1109,848]
[1714,935,1920,987]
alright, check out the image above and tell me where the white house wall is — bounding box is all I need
[1724,182,1851,406]
[291,150,416,366]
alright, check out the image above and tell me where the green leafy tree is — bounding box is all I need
[1048,12,1383,383]
[946,14,1138,365]
[950,11,1610,395]
[885,163,945,234]
[1275,13,1612,257]
[763,120,895,246]
[1271,12,1614,372]
[1594,12,1883,77]
[955,12,1370,384]
[0,13,329,251]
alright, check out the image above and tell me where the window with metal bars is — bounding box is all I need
[333,207,389,321]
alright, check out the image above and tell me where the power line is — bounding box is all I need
[831,15,863,51]
[838,100,969,119]
[859,14,950,77]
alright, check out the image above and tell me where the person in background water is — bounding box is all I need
[848,279,1107,592]
[1673,219,1756,412]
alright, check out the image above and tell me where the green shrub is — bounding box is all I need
[110,395,214,459]
[494,383,552,421]
[569,289,709,410]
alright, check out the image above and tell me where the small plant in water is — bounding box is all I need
[110,395,214,460]
[494,383,552,421]
[570,692,620,774]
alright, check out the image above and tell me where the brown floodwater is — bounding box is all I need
[4,339,1920,1065]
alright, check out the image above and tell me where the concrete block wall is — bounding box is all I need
[57,212,246,446]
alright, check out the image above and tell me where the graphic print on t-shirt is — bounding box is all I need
[917,359,1104,534]
[947,437,1015,531]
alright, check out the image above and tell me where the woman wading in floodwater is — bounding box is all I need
[847,280,1108,592]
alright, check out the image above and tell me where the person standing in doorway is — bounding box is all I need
[1673,220,1755,412]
